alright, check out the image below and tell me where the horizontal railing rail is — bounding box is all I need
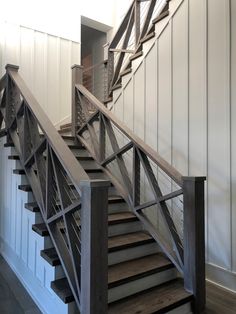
[0,65,109,313]
[72,64,206,313]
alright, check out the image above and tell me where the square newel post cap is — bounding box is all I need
[71,64,83,70]
[80,179,111,189]
[5,64,19,72]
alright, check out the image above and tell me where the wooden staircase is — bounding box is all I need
[0,0,206,310]
[9,131,194,313]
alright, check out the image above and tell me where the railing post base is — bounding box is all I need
[183,176,206,314]
[80,179,110,314]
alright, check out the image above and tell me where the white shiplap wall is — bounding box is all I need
[0,22,80,126]
[110,0,236,291]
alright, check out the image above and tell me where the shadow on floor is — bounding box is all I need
[0,255,41,314]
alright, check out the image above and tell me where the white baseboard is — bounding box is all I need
[54,116,71,130]
[0,238,71,314]
[206,263,236,293]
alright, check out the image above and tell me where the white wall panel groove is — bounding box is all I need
[0,22,80,126]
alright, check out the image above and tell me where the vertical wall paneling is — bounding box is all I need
[172,0,188,176]
[189,0,208,259]
[133,62,145,140]
[157,25,172,238]
[59,39,71,121]
[34,32,48,113]
[1,22,80,125]
[145,41,158,150]
[231,0,236,272]
[144,42,158,225]
[20,27,35,92]
[109,0,236,290]
[47,35,60,124]
[123,78,134,131]
[207,0,231,269]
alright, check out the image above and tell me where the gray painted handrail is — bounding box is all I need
[76,83,183,186]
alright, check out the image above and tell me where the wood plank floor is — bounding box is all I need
[205,281,236,314]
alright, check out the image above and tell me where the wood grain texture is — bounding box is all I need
[108,278,192,313]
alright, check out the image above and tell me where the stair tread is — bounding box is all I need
[108,232,154,252]
[108,253,173,288]
[25,202,40,212]
[60,123,72,130]
[51,278,74,303]
[8,155,20,160]
[18,184,32,192]
[41,248,60,266]
[33,209,132,240]
[61,135,75,141]
[4,142,14,147]
[32,223,49,236]
[152,9,169,24]
[108,279,193,313]
[51,254,175,304]
[108,212,138,225]
[13,169,25,175]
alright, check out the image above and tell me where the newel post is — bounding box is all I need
[183,176,206,314]
[71,64,83,137]
[80,179,110,314]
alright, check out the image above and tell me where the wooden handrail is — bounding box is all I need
[76,83,183,186]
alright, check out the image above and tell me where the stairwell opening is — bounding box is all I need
[81,17,111,102]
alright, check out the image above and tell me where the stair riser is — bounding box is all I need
[108,268,177,303]
[108,221,142,237]
[70,148,90,157]
[108,202,128,213]
[63,139,76,146]
[167,302,192,314]
[87,172,109,180]
[108,242,160,266]
[76,160,99,169]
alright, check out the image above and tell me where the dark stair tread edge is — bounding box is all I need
[51,278,75,303]
[13,169,25,175]
[25,202,40,212]
[18,184,32,192]
[152,10,169,24]
[130,51,143,61]
[4,142,14,147]
[111,83,122,91]
[108,253,174,289]
[8,155,20,160]
[120,67,132,77]
[32,223,49,236]
[40,248,61,266]
[108,279,193,314]
[50,256,175,305]
[40,229,154,267]
[140,31,156,44]
[108,232,155,252]
[60,123,72,130]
